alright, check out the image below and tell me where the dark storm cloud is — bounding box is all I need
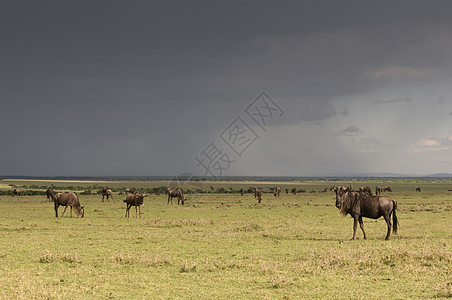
[1,0,452,175]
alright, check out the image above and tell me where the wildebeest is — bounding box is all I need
[52,192,84,218]
[382,186,392,192]
[240,188,244,196]
[274,187,281,197]
[255,189,263,203]
[333,185,398,240]
[285,188,289,194]
[124,193,147,218]
[167,188,185,205]
[11,189,20,197]
[416,187,421,192]
[291,188,297,195]
[253,188,259,198]
[101,188,113,202]
[375,186,382,195]
[359,186,372,196]
[46,188,54,202]
[125,188,135,195]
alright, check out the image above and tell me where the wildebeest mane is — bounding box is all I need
[339,191,361,216]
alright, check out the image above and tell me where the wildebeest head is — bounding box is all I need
[334,185,351,208]
[136,193,147,204]
[77,206,85,218]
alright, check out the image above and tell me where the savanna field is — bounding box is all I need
[0,179,451,299]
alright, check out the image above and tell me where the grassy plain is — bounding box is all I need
[0,180,451,299]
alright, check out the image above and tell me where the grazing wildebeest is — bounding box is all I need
[274,187,281,197]
[416,187,421,192]
[125,188,135,195]
[46,188,54,202]
[11,189,20,197]
[333,184,398,240]
[291,188,297,195]
[383,186,392,192]
[53,192,84,218]
[359,186,372,196]
[167,188,185,205]
[240,188,244,196]
[375,186,382,195]
[255,189,263,203]
[124,193,147,218]
[101,189,113,202]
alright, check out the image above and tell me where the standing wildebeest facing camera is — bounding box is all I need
[46,188,54,202]
[255,189,263,203]
[101,188,113,202]
[167,188,185,205]
[53,192,85,218]
[375,186,382,195]
[11,189,20,197]
[124,193,147,218]
[332,184,398,240]
[291,188,297,195]
[416,187,421,192]
[274,187,281,197]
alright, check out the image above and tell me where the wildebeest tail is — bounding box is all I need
[392,200,398,234]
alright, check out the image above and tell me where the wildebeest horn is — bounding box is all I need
[348,183,353,189]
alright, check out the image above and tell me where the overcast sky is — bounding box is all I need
[1,1,452,177]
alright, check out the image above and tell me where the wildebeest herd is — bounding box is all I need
[7,183,408,240]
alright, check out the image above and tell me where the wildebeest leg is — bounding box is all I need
[125,204,130,218]
[54,202,59,217]
[138,205,141,218]
[383,214,392,240]
[352,216,358,240]
[358,216,367,239]
[61,205,68,218]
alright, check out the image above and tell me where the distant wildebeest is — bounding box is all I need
[285,188,289,194]
[416,187,421,192]
[375,186,382,195]
[255,189,263,203]
[125,188,135,195]
[240,188,244,196]
[274,187,281,197]
[101,188,113,202]
[52,192,85,218]
[332,184,398,240]
[167,188,185,205]
[383,186,392,192]
[124,193,147,218]
[11,189,20,197]
[291,188,297,195]
[359,186,372,196]
[253,188,259,198]
[46,188,54,202]
[248,187,256,194]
